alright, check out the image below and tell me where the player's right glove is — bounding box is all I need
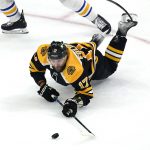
[38,84,59,102]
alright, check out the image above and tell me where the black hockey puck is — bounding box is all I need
[51,133,59,139]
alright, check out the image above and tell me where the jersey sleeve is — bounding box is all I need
[71,71,94,106]
[63,43,95,101]
[29,44,49,85]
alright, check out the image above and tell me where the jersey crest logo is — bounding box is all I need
[41,46,48,56]
[67,66,76,75]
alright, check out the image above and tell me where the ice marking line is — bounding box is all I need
[26,13,150,45]
[128,35,150,44]
[60,11,75,20]
[26,13,94,28]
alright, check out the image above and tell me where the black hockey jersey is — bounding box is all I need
[29,42,98,100]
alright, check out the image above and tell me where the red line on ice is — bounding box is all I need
[26,13,150,45]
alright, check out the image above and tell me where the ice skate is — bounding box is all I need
[1,10,28,34]
[92,14,111,34]
[117,13,138,36]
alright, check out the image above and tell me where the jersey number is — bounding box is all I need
[79,77,89,89]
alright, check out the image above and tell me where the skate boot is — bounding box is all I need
[92,14,111,34]
[116,13,138,37]
[1,10,28,34]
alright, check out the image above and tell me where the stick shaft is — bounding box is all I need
[56,99,95,136]
[74,116,95,136]
[107,0,133,21]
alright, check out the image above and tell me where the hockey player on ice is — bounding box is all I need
[59,0,111,34]
[29,14,137,117]
[0,0,28,34]
[0,0,110,34]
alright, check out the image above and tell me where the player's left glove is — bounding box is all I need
[62,94,90,117]
[62,98,77,117]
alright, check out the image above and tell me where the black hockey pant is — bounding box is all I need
[92,35,127,80]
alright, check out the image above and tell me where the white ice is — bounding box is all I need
[0,0,150,150]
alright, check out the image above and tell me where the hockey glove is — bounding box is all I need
[73,94,90,107]
[38,84,59,102]
[62,94,90,117]
[62,99,77,117]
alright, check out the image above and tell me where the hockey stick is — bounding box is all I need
[106,0,133,21]
[56,98,95,136]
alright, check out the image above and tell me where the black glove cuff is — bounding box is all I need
[37,84,59,102]
[73,94,90,107]
[38,84,48,96]
[63,99,77,117]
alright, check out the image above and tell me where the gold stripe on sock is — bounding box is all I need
[79,3,90,16]
[107,45,123,54]
[3,6,17,15]
[105,53,120,62]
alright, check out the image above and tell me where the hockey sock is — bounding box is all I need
[0,0,21,22]
[59,0,97,21]
[105,36,127,63]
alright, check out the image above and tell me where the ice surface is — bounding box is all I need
[0,0,150,150]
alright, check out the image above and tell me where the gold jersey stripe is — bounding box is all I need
[81,43,94,50]
[95,56,98,64]
[91,61,95,74]
[90,42,97,48]
[77,91,93,97]
[76,44,84,50]
[76,86,93,95]
[107,45,123,54]
[81,86,93,93]
[29,61,46,72]
[105,53,120,62]
[86,51,92,60]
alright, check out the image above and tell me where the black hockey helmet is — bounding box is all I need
[48,41,67,60]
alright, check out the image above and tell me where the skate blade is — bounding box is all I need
[121,13,138,22]
[2,28,29,34]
